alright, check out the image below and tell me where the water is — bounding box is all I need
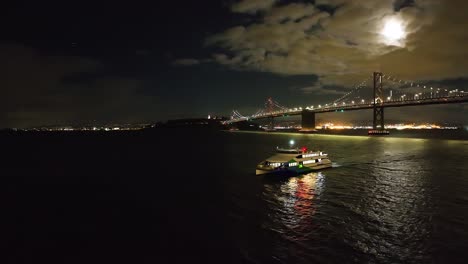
[1,129,468,263]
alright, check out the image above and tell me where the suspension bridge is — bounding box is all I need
[225,72,468,131]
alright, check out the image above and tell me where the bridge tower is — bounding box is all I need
[373,72,385,130]
[301,110,316,131]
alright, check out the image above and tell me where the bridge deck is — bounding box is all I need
[227,95,468,123]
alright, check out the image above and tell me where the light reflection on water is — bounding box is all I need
[267,173,324,234]
[221,131,468,263]
[343,146,435,263]
[261,173,327,262]
[226,131,468,263]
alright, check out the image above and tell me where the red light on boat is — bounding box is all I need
[301,147,307,153]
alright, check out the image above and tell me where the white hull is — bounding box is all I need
[256,160,331,175]
[256,169,272,175]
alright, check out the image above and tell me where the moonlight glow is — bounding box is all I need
[381,18,406,45]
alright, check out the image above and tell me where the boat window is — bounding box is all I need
[267,162,281,167]
[302,153,319,158]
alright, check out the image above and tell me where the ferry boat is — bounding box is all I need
[256,145,332,176]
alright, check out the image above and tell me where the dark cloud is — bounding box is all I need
[299,84,345,95]
[231,0,278,14]
[172,58,201,66]
[0,44,162,128]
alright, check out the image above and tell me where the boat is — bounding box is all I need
[256,145,332,176]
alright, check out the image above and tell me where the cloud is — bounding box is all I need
[264,3,318,23]
[299,83,345,95]
[172,58,201,66]
[315,0,348,6]
[231,0,277,14]
[207,0,468,88]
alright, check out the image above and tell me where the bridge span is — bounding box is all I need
[226,72,468,130]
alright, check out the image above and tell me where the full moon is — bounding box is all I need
[381,19,405,44]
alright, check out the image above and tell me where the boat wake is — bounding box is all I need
[332,162,341,168]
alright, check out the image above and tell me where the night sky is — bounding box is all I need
[2,0,467,128]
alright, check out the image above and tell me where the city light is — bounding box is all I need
[315,122,458,130]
